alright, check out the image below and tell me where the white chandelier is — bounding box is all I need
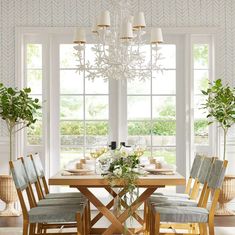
[73,0,164,82]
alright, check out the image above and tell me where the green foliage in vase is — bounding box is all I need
[0,83,41,163]
[202,79,235,160]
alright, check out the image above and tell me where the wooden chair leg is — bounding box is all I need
[154,213,160,235]
[208,219,215,235]
[23,221,29,235]
[77,212,82,235]
[29,224,36,235]
[199,223,204,235]
[202,223,208,235]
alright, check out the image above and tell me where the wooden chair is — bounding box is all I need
[149,159,228,235]
[21,156,87,207]
[144,157,215,234]
[144,154,205,233]
[30,153,91,233]
[30,153,83,199]
[151,153,204,200]
[9,159,87,235]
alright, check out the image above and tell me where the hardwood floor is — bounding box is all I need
[0,214,235,227]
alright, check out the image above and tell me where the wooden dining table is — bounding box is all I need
[49,172,185,235]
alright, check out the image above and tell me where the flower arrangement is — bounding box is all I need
[100,147,143,209]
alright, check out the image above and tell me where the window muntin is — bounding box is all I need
[127,44,176,164]
[193,43,210,145]
[26,44,43,146]
[59,44,109,167]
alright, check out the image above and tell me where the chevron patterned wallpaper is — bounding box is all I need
[0,0,235,137]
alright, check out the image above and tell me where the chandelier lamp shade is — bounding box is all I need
[73,1,164,81]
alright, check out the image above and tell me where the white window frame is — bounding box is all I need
[15,27,219,180]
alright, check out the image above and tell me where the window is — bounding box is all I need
[59,44,109,167]
[25,43,43,145]
[127,44,176,165]
[191,36,214,155]
[17,28,216,177]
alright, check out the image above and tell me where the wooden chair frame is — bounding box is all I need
[144,157,215,234]
[9,160,87,235]
[148,160,228,235]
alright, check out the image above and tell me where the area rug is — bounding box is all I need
[0,227,234,235]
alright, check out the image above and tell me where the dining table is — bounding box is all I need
[49,171,185,235]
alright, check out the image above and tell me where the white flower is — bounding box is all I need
[113,167,122,177]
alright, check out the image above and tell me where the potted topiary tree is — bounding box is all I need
[202,78,235,215]
[0,83,40,216]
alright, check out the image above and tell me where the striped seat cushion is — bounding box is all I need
[29,205,84,223]
[153,206,209,223]
[45,192,84,199]
[149,196,197,207]
[37,197,87,207]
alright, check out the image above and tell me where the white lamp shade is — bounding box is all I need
[98,10,111,27]
[120,22,133,39]
[73,28,86,43]
[133,12,146,28]
[150,28,163,43]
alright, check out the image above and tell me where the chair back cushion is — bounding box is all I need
[190,154,204,178]
[11,159,29,191]
[197,157,213,184]
[31,153,45,178]
[23,156,39,184]
[208,159,226,189]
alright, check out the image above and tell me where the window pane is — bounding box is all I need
[60,70,84,94]
[85,96,108,120]
[194,70,209,94]
[60,121,84,146]
[131,45,151,68]
[85,44,97,66]
[27,70,42,94]
[194,119,209,145]
[127,78,151,95]
[60,44,77,68]
[27,44,42,68]
[27,121,42,145]
[127,96,151,120]
[152,120,176,135]
[128,121,151,135]
[85,77,108,94]
[194,95,207,119]
[152,147,176,165]
[152,96,176,119]
[61,147,84,168]
[193,44,209,69]
[60,96,83,120]
[156,44,176,69]
[152,70,176,94]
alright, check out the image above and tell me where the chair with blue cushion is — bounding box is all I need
[149,159,228,235]
[30,153,83,199]
[148,156,214,207]
[21,156,87,207]
[152,153,204,200]
[9,159,87,235]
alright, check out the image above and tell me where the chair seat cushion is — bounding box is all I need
[153,206,209,223]
[45,192,84,199]
[37,198,87,207]
[152,192,190,199]
[29,205,84,223]
[149,197,197,207]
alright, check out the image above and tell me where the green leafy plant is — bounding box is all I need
[202,79,235,160]
[0,83,41,166]
[100,148,142,217]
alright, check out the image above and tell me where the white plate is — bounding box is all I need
[65,169,93,174]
